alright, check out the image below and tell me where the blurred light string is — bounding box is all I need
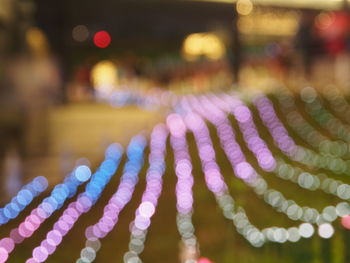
[226,95,350,223]
[74,131,152,263]
[218,93,350,227]
[273,91,350,158]
[252,94,350,175]
[257,94,350,205]
[0,164,94,263]
[200,95,345,228]
[320,86,350,125]
[177,108,311,247]
[180,94,342,245]
[187,95,338,241]
[167,114,198,263]
[25,138,146,263]
[296,86,350,143]
[252,93,350,172]
[0,176,48,226]
[213,93,350,228]
[123,124,168,263]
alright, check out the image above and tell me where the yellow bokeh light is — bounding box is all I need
[182,33,226,61]
[91,61,118,94]
[26,27,49,56]
[236,0,253,16]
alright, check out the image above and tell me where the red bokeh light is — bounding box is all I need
[341,215,350,229]
[93,31,111,48]
[198,257,213,263]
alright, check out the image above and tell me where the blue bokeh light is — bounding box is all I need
[0,176,49,225]
[75,166,92,183]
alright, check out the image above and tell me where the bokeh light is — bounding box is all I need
[93,31,111,48]
[0,176,48,226]
[236,0,253,16]
[182,33,226,61]
[72,25,89,42]
[341,215,350,229]
[91,60,118,96]
[318,223,334,239]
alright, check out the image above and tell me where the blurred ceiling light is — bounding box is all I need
[236,0,253,16]
[193,0,348,10]
[182,33,226,61]
[93,31,111,48]
[72,25,89,42]
[238,10,299,36]
[91,61,118,95]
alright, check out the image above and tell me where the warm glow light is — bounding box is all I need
[91,61,118,94]
[236,0,253,16]
[25,27,49,56]
[316,12,335,30]
[93,31,111,48]
[182,33,226,61]
[238,10,300,36]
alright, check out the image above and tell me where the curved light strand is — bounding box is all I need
[123,124,168,263]
[0,176,48,226]
[24,140,131,263]
[0,164,94,263]
[168,114,199,263]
